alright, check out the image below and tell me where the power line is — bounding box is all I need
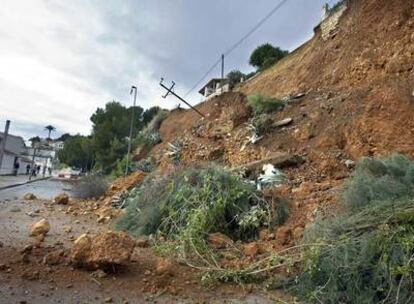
[183,0,291,98]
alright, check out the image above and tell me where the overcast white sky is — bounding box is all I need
[0,0,335,140]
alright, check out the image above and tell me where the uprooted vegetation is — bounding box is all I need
[292,154,414,303]
[116,165,289,279]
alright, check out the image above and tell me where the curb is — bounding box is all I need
[0,177,51,191]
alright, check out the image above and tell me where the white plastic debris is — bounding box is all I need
[257,164,284,190]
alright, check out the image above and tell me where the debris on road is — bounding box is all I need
[53,193,69,205]
[69,231,135,269]
[23,193,37,200]
[29,219,50,237]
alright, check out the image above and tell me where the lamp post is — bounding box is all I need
[125,86,137,176]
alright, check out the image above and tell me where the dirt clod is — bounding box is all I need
[53,193,69,205]
[29,219,50,237]
[23,193,37,200]
[69,231,135,269]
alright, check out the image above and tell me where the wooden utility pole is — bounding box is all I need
[221,54,225,93]
[0,120,10,174]
[125,85,137,176]
[160,78,205,118]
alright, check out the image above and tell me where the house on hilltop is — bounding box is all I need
[199,78,230,100]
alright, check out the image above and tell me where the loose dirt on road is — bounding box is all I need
[0,188,290,303]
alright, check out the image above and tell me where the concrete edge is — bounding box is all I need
[0,177,51,191]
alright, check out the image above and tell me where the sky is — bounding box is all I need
[0,0,336,140]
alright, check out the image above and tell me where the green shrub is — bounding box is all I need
[247,95,284,115]
[341,154,414,212]
[293,154,414,304]
[72,175,108,199]
[116,165,286,265]
[250,113,273,134]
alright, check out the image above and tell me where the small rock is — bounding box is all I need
[104,297,113,303]
[207,232,233,249]
[136,237,148,248]
[91,269,108,279]
[43,250,66,265]
[155,258,174,276]
[53,193,69,205]
[23,193,37,200]
[63,226,72,233]
[275,227,292,245]
[9,206,21,212]
[29,219,50,237]
[243,242,259,257]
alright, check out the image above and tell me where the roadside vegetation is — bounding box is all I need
[293,154,414,303]
[72,175,108,199]
[116,165,288,275]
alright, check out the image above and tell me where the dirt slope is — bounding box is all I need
[137,0,414,247]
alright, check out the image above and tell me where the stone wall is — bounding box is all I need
[320,3,348,40]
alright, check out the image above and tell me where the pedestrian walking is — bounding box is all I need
[26,164,30,175]
[13,161,20,176]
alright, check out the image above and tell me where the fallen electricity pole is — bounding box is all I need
[159,78,205,118]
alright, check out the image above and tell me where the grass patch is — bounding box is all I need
[247,95,284,115]
[292,154,414,303]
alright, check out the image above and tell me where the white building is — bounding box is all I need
[0,132,32,175]
[198,78,230,100]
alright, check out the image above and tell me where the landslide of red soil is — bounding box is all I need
[140,0,414,248]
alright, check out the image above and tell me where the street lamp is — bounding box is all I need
[125,85,137,176]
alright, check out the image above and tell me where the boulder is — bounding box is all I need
[29,219,50,237]
[54,193,69,205]
[69,231,135,269]
[23,193,37,200]
[207,232,233,249]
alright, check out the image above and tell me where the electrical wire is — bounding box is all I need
[183,0,291,97]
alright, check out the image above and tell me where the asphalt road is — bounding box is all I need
[0,179,71,201]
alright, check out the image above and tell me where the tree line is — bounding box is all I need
[57,102,161,174]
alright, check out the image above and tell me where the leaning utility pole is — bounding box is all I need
[0,120,10,174]
[159,78,205,118]
[125,85,137,176]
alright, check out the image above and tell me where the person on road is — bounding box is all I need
[32,166,37,177]
[26,164,30,175]
[36,165,41,175]
[13,161,20,176]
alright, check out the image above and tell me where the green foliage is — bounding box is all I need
[227,70,246,87]
[72,175,108,199]
[57,135,94,170]
[247,95,284,115]
[249,43,289,70]
[91,101,145,172]
[293,154,414,304]
[341,154,414,212]
[250,113,273,134]
[116,165,282,265]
